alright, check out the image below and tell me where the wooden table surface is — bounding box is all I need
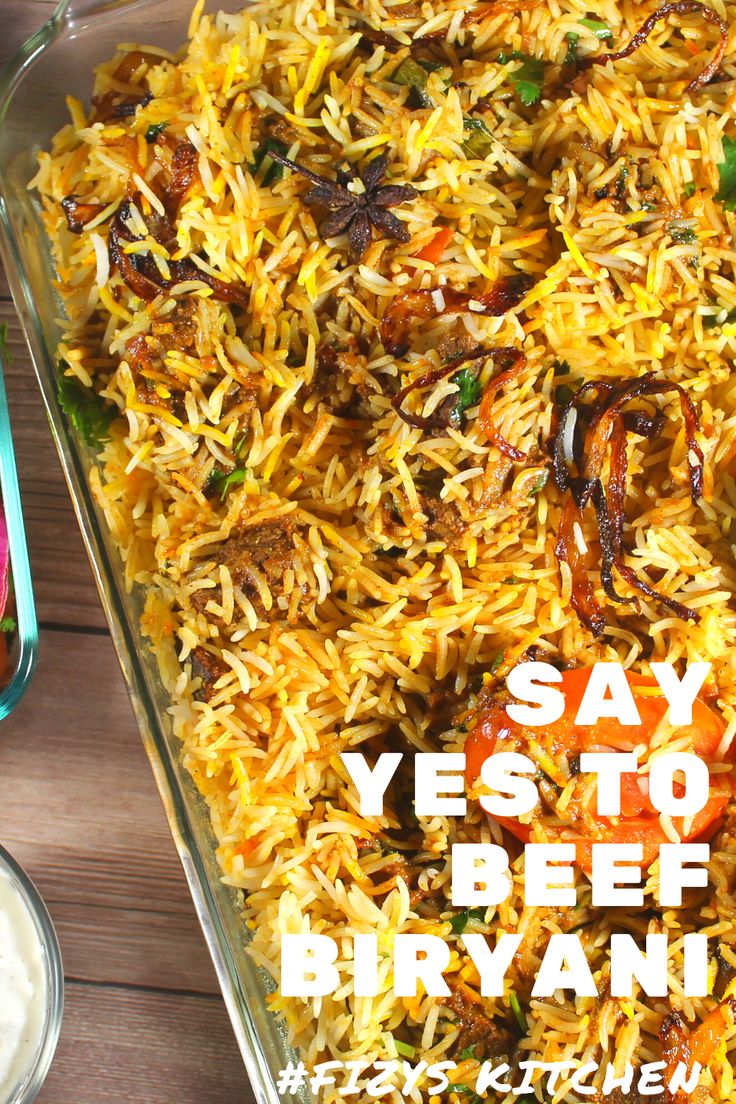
[0,5,251,1100]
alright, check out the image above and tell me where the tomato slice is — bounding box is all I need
[414,226,453,265]
[464,667,732,869]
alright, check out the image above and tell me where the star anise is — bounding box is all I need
[267,150,417,259]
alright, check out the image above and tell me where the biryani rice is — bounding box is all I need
[31,0,736,1100]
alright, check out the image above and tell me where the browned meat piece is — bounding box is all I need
[435,330,482,365]
[190,646,228,702]
[309,342,377,419]
[419,493,467,546]
[446,988,516,1060]
[426,686,463,734]
[222,518,300,585]
[189,517,308,617]
[151,301,199,355]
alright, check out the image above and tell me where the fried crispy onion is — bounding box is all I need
[553,371,705,635]
[380,274,533,357]
[577,1,728,94]
[108,202,248,306]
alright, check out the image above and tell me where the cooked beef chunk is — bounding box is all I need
[435,330,482,365]
[309,342,377,419]
[190,646,228,702]
[189,517,307,616]
[446,989,516,1060]
[419,493,467,545]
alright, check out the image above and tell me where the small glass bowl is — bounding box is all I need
[0,846,63,1104]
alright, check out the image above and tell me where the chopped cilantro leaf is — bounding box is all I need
[459,1045,477,1061]
[57,366,115,448]
[565,31,580,63]
[394,1039,416,1058]
[490,651,505,673]
[579,16,613,43]
[683,181,697,199]
[453,367,482,415]
[510,991,528,1032]
[145,122,168,143]
[449,906,486,934]
[250,138,289,185]
[716,135,736,210]
[499,51,545,107]
[0,616,16,634]
[211,466,249,501]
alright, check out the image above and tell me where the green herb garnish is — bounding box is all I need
[57,367,115,448]
[683,181,697,199]
[499,51,545,107]
[668,221,697,244]
[145,122,168,143]
[529,471,549,496]
[509,991,528,1032]
[453,367,483,416]
[459,1045,477,1062]
[446,1086,482,1104]
[211,466,249,501]
[565,31,580,63]
[564,32,582,63]
[703,306,736,330]
[462,115,495,159]
[393,58,434,108]
[579,16,613,43]
[250,138,290,185]
[553,358,575,407]
[394,1039,416,1059]
[0,616,16,634]
[449,906,486,934]
[378,545,405,558]
[490,651,505,674]
[716,136,736,210]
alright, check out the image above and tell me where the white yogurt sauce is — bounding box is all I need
[0,868,45,1102]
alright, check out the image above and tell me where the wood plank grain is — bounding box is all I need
[37,982,250,1104]
[50,902,222,995]
[1,303,108,629]
[0,628,198,914]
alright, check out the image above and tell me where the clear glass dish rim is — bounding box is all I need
[0,843,63,1104]
[0,7,288,1103]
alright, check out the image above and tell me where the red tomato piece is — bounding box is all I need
[464,667,732,870]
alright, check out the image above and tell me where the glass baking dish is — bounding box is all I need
[0,3,305,1101]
